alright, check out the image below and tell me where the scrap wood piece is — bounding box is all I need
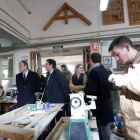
[12,104,29,115]
[24,113,46,129]
[22,110,45,115]
[46,117,70,140]
[12,116,29,126]
[0,124,35,140]
[43,2,92,31]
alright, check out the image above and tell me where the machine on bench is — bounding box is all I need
[3,85,18,101]
[67,91,97,140]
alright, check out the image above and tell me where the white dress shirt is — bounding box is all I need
[23,70,29,78]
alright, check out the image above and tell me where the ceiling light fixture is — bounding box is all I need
[100,0,109,11]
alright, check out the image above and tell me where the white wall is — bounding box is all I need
[0,0,30,38]
[30,0,99,43]
[14,48,30,83]
[2,0,140,83]
[30,0,140,44]
[0,38,11,47]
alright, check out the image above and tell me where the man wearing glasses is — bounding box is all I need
[108,36,140,140]
[16,61,41,107]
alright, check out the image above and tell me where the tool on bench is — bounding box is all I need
[67,91,97,140]
[35,92,43,104]
[31,123,39,128]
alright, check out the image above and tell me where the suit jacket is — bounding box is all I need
[84,65,114,126]
[16,70,41,107]
[39,75,46,93]
[43,68,69,103]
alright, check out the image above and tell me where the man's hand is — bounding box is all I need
[108,74,115,83]
[113,75,123,87]
[109,74,124,87]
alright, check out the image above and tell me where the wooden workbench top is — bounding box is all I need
[0,103,64,140]
[0,98,17,103]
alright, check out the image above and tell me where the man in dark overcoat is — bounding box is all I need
[43,59,69,130]
[16,61,41,107]
[84,53,114,140]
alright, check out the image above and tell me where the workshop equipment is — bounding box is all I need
[35,92,43,103]
[30,104,37,111]
[18,119,31,128]
[43,102,50,109]
[8,85,18,100]
[12,104,29,115]
[31,123,39,128]
[67,91,97,140]
[12,116,29,126]
[36,101,43,109]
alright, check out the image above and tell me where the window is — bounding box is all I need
[0,54,13,92]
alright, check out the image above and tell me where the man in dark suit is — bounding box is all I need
[16,61,41,107]
[84,53,114,140]
[37,68,46,94]
[43,59,68,104]
[43,59,69,130]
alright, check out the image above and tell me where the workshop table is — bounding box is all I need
[0,103,64,140]
[0,98,17,115]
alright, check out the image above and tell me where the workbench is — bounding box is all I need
[0,103,64,140]
[0,98,17,115]
[46,117,100,140]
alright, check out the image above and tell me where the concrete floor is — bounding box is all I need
[111,134,124,140]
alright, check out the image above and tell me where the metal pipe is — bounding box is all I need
[17,0,31,14]
[30,26,140,40]
[1,32,140,52]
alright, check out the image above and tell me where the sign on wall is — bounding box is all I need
[90,42,99,54]
[103,56,112,67]
[21,56,28,62]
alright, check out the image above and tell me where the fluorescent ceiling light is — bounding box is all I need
[100,0,109,11]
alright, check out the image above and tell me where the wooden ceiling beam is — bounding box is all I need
[43,2,92,31]
[43,2,67,31]
[65,7,68,24]
[55,15,78,20]
[65,3,92,26]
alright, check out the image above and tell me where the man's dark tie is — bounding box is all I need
[23,74,26,80]
[47,73,51,86]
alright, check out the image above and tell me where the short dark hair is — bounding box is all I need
[46,59,56,68]
[19,61,28,69]
[108,36,134,52]
[37,68,42,72]
[61,64,71,74]
[91,53,101,63]
[61,64,68,71]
